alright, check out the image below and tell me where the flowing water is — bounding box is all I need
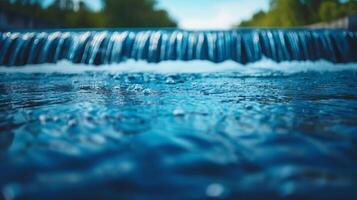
[0,60,357,200]
[0,29,357,200]
[1,29,356,66]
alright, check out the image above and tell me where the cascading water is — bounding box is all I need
[0,29,356,66]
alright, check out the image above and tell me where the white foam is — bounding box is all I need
[0,59,356,74]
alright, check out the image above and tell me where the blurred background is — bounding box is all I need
[0,0,356,30]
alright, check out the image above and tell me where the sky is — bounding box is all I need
[43,0,270,29]
[158,0,270,29]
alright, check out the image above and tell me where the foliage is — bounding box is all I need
[102,0,176,27]
[0,0,177,28]
[238,0,357,27]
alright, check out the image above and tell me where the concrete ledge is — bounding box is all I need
[308,15,357,30]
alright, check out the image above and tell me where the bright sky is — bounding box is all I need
[43,0,270,29]
[157,0,270,29]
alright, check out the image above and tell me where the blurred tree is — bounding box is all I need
[238,0,357,27]
[46,0,66,25]
[0,0,177,28]
[66,1,106,28]
[300,0,323,23]
[268,0,307,26]
[319,1,344,22]
[102,0,176,27]
[341,0,357,17]
[239,11,267,27]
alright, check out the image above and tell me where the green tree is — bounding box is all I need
[102,0,176,27]
[239,11,267,27]
[1,0,176,28]
[65,1,105,28]
[238,0,357,27]
[300,0,323,23]
[267,0,307,27]
[341,0,357,17]
[319,1,344,22]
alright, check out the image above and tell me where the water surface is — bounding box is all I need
[0,61,357,200]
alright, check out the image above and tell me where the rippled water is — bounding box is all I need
[1,61,357,200]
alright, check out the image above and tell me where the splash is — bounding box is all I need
[0,59,356,75]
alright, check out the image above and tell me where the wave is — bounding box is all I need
[1,59,356,75]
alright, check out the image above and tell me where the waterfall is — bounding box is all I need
[0,29,356,66]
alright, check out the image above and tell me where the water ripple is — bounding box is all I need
[0,70,356,199]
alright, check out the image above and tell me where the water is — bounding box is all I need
[1,28,357,199]
[1,29,356,66]
[1,60,357,200]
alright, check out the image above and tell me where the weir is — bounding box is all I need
[0,29,356,66]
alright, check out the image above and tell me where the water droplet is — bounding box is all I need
[67,119,77,128]
[165,77,176,84]
[142,89,152,95]
[128,84,143,92]
[113,74,121,80]
[91,135,106,144]
[53,116,59,122]
[206,183,225,198]
[173,108,185,116]
[39,115,46,124]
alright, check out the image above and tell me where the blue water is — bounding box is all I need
[1,61,357,200]
[1,29,356,66]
